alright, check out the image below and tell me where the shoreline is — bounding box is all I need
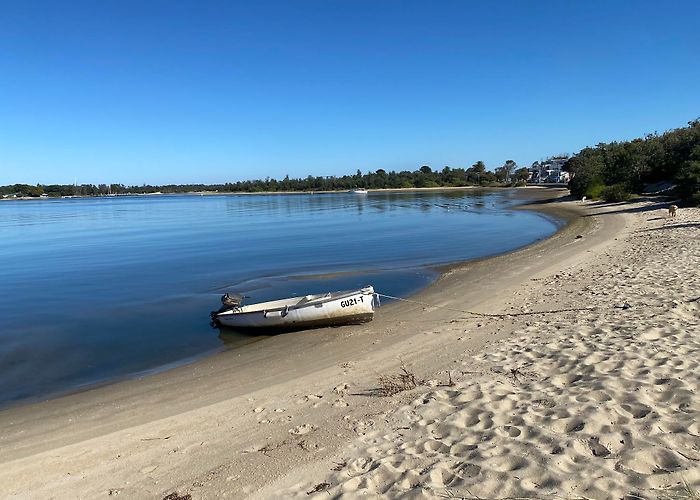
[0,188,650,498]
[0,189,582,448]
[0,186,568,412]
[0,183,568,201]
[264,200,700,499]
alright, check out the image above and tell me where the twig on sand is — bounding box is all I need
[241,440,289,458]
[162,493,192,500]
[509,368,523,384]
[257,442,285,458]
[297,439,315,452]
[141,435,172,441]
[439,370,455,387]
[677,451,700,462]
[306,482,331,495]
[469,306,601,319]
[330,460,347,471]
[376,365,425,397]
[653,477,700,500]
[438,491,595,500]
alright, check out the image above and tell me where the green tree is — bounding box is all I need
[514,167,530,182]
[467,161,486,184]
[676,143,700,200]
[502,160,517,182]
[565,119,700,200]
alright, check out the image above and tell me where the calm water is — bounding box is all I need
[0,190,560,408]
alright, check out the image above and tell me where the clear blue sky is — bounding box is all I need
[1,0,699,185]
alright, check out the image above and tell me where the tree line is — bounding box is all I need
[5,119,699,203]
[1,161,533,198]
[565,119,700,203]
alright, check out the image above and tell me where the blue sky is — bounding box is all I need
[1,0,699,185]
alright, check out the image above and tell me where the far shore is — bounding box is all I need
[2,188,694,499]
[0,183,568,201]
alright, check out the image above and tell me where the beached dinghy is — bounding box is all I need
[213,286,377,330]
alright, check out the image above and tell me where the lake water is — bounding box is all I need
[0,190,560,408]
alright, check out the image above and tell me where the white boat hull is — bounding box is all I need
[215,286,376,330]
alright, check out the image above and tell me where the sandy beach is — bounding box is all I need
[1,192,699,499]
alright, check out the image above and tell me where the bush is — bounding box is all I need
[676,161,700,200]
[690,192,700,206]
[569,174,592,198]
[584,182,606,199]
[602,184,631,202]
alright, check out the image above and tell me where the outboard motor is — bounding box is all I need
[210,292,246,327]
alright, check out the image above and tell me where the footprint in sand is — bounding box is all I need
[334,383,349,395]
[588,437,611,457]
[296,394,323,406]
[289,423,317,435]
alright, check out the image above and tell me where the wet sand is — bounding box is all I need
[3,189,697,499]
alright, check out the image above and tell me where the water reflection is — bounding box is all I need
[0,189,560,408]
[219,189,505,220]
[217,327,271,348]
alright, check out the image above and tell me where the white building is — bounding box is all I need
[529,156,569,183]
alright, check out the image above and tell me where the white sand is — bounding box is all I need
[1,195,698,500]
[265,203,700,499]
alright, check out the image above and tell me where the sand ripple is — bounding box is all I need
[285,206,700,499]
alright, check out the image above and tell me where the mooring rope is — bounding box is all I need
[376,293,493,317]
[375,292,633,319]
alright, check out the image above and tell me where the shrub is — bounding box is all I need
[584,182,606,200]
[569,174,592,198]
[602,184,631,202]
[676,161,700,200]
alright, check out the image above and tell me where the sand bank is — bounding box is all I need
[2,191,697,499]
[263,201,700,499]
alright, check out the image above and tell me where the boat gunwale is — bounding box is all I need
[216,286,374,317]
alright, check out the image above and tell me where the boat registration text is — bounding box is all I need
[340,296,365,308]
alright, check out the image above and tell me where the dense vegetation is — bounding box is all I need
[1,161,532,198]
[565,119,700,204]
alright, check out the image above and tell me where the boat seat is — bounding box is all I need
[296,293,331,306]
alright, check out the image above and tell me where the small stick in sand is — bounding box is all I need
[306,482,330,495]
[162,493,191,500]
[141,435,172,441]
[330,461,347,471]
